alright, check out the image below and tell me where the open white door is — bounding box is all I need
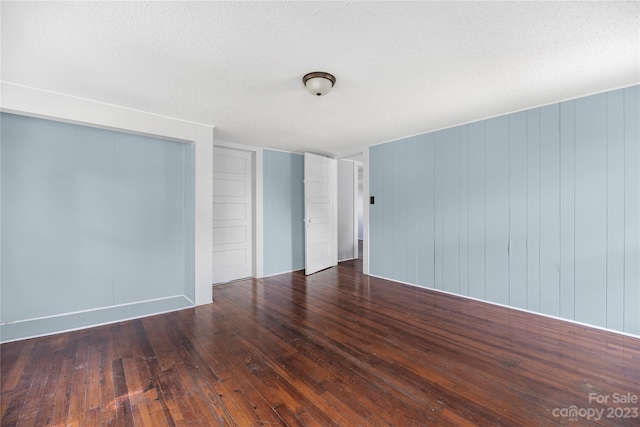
[304,153,337,275]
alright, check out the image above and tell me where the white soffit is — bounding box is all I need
[2,1,638,156]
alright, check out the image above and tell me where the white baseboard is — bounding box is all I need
[259,268,305,279]
[0,295,193,343]
[366,273,640,339]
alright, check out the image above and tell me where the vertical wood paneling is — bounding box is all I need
[459,125,470,296]
[392,140,408,282]
[526,109,541,312]
[606,90,625,331]
[381,143,394,278]
[434,132,444,290]
[484,116,510,305]
[420,134,436,288]
[624,86,640,335]
[367,85,639,336]
[407,135,435,287]
[560,100,575,319]
[574,93,607,328]
[405,136,418,285]
[538,104,561,316]
[468,121,486,299]
[442,127,460,293]
[509,112,528,309]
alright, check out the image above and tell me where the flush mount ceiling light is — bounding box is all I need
[302,72,336,96]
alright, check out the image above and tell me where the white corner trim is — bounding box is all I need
[362,149,370,275]
[1,81,214,139]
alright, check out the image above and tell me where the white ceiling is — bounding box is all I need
[2,1,639,157]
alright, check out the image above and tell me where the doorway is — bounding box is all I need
[337,154,364,266]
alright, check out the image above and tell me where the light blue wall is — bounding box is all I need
[370,86,640,336]
[263,150,304,276]
[1,113,195,341]
[183,143,196,302]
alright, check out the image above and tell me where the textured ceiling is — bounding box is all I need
[2,1,639,157]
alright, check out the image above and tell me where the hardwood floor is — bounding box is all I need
[2,256,639,426]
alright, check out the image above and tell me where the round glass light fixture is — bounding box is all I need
[302,72,336,96]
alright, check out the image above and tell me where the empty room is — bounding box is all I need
[1,2,639,426]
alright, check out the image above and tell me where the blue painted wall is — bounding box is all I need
[263,150,305,276]
[1,113,195,340]
[370,86,640,335]
[183,141,196,302]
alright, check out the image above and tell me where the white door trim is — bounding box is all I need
[363,149,370,275]
[337,159,359,262]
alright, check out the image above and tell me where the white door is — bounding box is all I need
[304,153,337,275]
[213,146,252,283]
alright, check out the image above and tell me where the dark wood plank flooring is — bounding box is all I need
[2,256,639,426]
